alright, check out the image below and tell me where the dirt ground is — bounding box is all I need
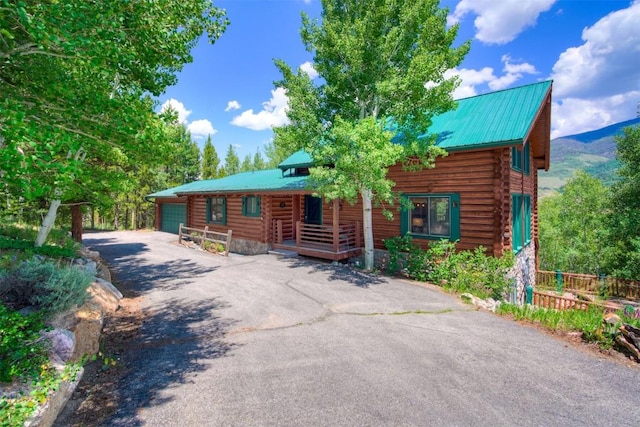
[55,298,639,426]
[55,291,145,426]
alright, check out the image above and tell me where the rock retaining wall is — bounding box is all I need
[27,247,121,427]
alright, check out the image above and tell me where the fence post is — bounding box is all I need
[525,283,533,305]
[555,270,563,294]
[201,226,209,249]
[178,223,183,244]
[225,230,232,256]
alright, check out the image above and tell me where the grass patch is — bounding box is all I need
[497,303,640,350]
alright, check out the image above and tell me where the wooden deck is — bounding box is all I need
[272,220,362,261]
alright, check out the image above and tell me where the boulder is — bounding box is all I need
[78,248,101,262]
[70,301,104,362]
[96,263,112,282]
[81,260,98,276]
[41,329,75,363]
[88,279,122,313]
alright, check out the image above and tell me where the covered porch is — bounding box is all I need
[270,195,362,261]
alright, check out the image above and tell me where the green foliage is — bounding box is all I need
[383,234,428,280]
[0,304,49,383]
[606,125,640,279]
[0,259,92,314]
[224,145,240,176]
[538,125,640,280]
[274,0,469,269]
[201,135,220,179]
[427,242,513,300]
[383,237,513,300]
[497,303,640,351]
[538,171,609,275]
[0,0,227,236]
[0,360,82,426]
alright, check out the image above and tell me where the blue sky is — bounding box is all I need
[159,0,640,162]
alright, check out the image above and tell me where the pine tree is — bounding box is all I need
[224,144,240,176]
[202,135,220,179]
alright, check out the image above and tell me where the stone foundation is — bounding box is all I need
[506,243,536,305]
[229,238,269,255]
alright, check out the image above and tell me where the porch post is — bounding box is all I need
[296,221,301,247]
[332,199,340,252]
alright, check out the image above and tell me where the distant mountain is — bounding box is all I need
[538,117,640,197]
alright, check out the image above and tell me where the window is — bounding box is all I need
[511,141,530,174]
[511,193,531,253]
[206,196,226,225]
[242,195,261,217]
[401,194,460,240]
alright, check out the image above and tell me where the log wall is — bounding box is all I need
[188,194,269,243]
[338,150,503,253]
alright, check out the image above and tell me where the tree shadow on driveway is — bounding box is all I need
[58,236,238,426]
[283,257,387,288]
[103,297,238,426]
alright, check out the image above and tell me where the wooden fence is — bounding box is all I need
[532,291,594,311]
[178,223,232,256]
[536,270,640,301]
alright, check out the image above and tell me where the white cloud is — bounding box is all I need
[231,88,290,131]
[548,2,640,137]
[550,1,640,99]
[441,56,538,98]
[551,92,639,139]
[225,100,241,111]
[160,99,192,124]
[448,0,556,44]
[188,119,217,138]
[300,61,319,79]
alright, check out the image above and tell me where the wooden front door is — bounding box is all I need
[304,195,322,225]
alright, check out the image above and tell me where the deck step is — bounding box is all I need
[268,249,299,258]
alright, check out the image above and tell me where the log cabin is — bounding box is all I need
[148,80,552,301]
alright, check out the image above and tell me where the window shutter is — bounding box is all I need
[512,194,522,253]
[257,197,261,215]
[242,196,247,216]
[400,198,408,236]
[450,194,461,240]
[524,195,531,244]
[206,198,211,223]
[222,197,227,225]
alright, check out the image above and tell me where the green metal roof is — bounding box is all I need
[172,169,308,195]
[146,181,204,199]
[429,80,552,151]
[278,150,313,170]
[148,82,551,199]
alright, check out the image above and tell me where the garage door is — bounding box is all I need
[161,203,187,234]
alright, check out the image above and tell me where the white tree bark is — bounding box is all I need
[35,199,61,247]
[34,148,85,247]
[361,188,374,270]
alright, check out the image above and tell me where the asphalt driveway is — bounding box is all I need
[61,231,640,426]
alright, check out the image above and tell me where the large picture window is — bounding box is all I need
[511,193,531,253]
[206,196,226,225]
[242,195,261,217]
[401,194,460,240]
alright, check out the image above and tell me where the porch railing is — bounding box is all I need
[295,221,361,253]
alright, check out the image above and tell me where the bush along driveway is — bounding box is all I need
[59,230,640,427]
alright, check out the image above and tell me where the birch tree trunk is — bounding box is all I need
[35,199,62,247]
[361,188,374,270]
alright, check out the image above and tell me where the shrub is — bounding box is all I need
[0,304,49,383]
[427,240,513,300]
[383,234,428,280]
[0,259,92,314]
